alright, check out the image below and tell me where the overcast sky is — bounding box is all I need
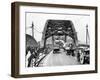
[26,12,90,43]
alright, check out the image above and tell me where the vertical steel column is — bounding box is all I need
[52,35,54,48]
[65,35,66,42]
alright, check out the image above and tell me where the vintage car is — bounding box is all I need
[77,46,90,64]
[63,42,75,56]
[53,47,60,54]
[53,40,60,54]
[84,48,90,64]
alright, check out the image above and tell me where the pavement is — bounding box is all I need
[38,49,80,67]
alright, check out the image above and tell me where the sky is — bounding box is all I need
[26,12,90,43]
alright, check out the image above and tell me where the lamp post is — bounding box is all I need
[86,25,89,45]
[31,22,34,38]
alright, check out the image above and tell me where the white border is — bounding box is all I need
[19,6,95,74]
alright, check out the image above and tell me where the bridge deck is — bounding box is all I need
[38,49,80,67]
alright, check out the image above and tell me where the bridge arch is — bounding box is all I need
[42,19,78,48]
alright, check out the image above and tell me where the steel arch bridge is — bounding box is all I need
[42,19,78,48]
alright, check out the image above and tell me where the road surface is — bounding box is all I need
[38,49,80,67]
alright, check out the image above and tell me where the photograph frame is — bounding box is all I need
[11,2,98,78]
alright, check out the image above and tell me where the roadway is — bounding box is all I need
[38,49,80,67]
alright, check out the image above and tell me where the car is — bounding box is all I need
[53,44,60,54]
[84,48,90,64]
[77,47,90,64]
[53,48,60,54]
